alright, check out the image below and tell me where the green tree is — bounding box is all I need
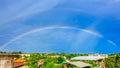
[48,52,56,56]
[24,53,42,68]
[60,52,65,56]
[65,54,79,60]
[57,56,65,64]
[104,53,120,68]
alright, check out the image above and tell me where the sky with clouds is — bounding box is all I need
[0,0,120,54]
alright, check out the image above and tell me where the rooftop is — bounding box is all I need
[68,61,91,68]
[0,54,20,57]
[13,62,24,68]
[71,56,104,61]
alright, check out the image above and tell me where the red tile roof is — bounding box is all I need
[13,62,24,68]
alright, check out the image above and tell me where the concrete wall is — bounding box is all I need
[0,57,13,68]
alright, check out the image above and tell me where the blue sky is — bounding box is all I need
[0,0,120,54]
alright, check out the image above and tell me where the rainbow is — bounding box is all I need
[0,26,117,50]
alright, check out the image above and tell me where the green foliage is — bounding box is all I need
[57,56,65,64]
[60,52,66,56]
[24,53,42,68]
[88,60,98,67]
[44,57,56,64]
[65,54,77,60]
[104,53,120,68]
[65,54,88,60]
[43,62,61,68]
[43,56,64,68]
[0,51,23,54]
[48,52,56,56]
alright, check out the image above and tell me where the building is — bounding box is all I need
[71,55,107,68]
[68,61,91,68]
[13,59,28,68]
[0,54,20,68]
[71,56,104,61]
[61,61,91,68]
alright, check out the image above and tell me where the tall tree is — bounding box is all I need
[24,53,41,68]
